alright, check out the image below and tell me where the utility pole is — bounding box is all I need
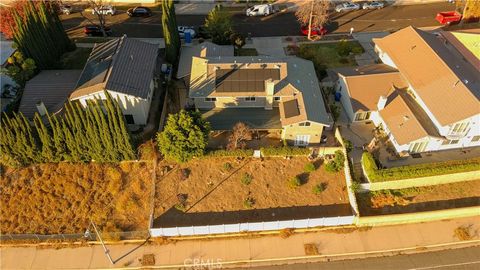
[91,221,115,265]
[307,0,314,40]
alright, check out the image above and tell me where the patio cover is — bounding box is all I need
[200,108,282,131]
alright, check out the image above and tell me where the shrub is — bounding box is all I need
[454,226,473,241]
[205,149,254,157]
[335,40,352,56]
[343,138,353,153]
[351,46,364,54]
[243,197,255,209]
[361,152,480,182]
[325,150,345,173]
[241,173,253,185]
[223,162,233,171]
[339,57,349,64]
[350,180,361,193]
[261,146,310,157]
[329,104,340,121]
[287,176,302,188]
[179,168,190,180]
[312,183,326,195]
[304,162,316,173]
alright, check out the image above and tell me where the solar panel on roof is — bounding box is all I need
[215,68,280,92]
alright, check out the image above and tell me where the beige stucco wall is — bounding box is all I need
[282,122,325,145]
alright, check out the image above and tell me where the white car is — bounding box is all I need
[335,2,360,12]
[92,5,116,16]
[246,4,274,16]
[178,26,196,39]
[362,1,385,9]
[60,5,73,15]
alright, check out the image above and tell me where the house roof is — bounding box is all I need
[177,42,234,79]
[189,56,332,126]
[70,36,158,100]
[380,90,443,146]
[374,26,480,126]
[440,30,480,73]
[333,64,408,112]
[19,70,82,119]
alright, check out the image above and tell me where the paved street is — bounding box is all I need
[248,246,480,270]
[62,2,453,38]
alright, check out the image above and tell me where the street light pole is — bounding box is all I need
[91,221,115,265]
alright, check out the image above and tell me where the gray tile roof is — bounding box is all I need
[177,42,234,79]
[71,36,158,99]
[19,70,82,119]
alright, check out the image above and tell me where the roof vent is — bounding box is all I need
[261,64,267,68]
[274,64,281,69]
[130,54,133,61]
[464,79,469,84]
[403,115,410,121]
[214,66,220,70]
[453,80,460,87]
[410,45,416,51]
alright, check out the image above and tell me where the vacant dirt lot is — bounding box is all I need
[153,157,351,227]
[357,180,480,216]
[0,162,153,235]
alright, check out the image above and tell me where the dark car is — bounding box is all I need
[84,25,112,37]
[126,6,152,17]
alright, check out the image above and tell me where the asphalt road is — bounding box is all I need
[62,2,454,38]
[245,246,480,270]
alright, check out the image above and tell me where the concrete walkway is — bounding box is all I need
[251,37,286,56]
[352,32,389,66]
[1,217,479,269]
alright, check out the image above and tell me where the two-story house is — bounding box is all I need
[333,26,480,154]
[188,55,333,146]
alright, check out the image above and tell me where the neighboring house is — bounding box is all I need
[188,55,333,146]
[332,26,480,154]
[69,36,158,125]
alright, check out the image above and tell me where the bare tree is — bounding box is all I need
[228,122,252,150]
[81,0,112,37]
[295,0,331,40]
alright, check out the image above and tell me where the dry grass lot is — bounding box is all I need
[0,162,153,235]
[153,157,351,227]
[357,180,480,216]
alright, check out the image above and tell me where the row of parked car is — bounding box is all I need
[335,1,385,12]
[60,5,153,17]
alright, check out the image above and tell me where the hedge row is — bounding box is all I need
[205,149,254,157]
[362,152,480,182]
[260,146,311,157]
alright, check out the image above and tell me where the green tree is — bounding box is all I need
[0,51,36,87]
[33,113,55,162]
[205,5,234,45]
[162,0,181,64]
[157,110,210,162]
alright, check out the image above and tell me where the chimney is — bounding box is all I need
[36,101,47,116]
[264,79,275,110]
[377,95,387,110]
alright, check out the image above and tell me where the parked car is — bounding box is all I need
[335,2,360,12]
[246,4,274,16]
[301,25,327,36]
[362,1,385,10]
[126,6,152,17]
[92,5,116,16]
[59,5,73,15]
[178,26,196,39]
[84,25,112,36]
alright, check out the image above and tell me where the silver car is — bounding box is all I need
[335,2,360,12]
[362,1,385,9]
[92,5,116,16]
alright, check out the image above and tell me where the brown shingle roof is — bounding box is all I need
[19,70,82,119]
[374,26,480,126]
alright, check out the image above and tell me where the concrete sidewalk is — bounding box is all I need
[1,216,479,269]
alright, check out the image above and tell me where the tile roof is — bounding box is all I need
[70,36,158,100]
[177,42,234,79]
[374,26,480,126]
[19,70,82,119]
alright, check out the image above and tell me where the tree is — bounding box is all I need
[230,33,246,50]
[205,5,234,45]
[12,0,74,69]
[161,0,181,64]
[227,122,252,150]
[157,110,211,163]
[0,0,29,39]
[456,0,480,23]
[295,0,330,40]
[0,51,36,87]
[84,0,110,37]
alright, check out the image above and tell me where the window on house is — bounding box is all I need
[409,141,428,153]
[442,139,459,145]
[205,97,217,102]
[450,122,469,133]
[299,122,311,127]
[274,96,281,101]
[245,97,256,102]
[338,86,342,92]
[124,114,135,125]
[354,112,371,121]
[471,136,480,142]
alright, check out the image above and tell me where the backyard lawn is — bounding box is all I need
[56,47,92,69]
[293,41,364,78]
[0,162,153,235]
[357,180,480,216]
[153,157,351,227]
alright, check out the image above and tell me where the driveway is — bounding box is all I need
[352,32,389,65]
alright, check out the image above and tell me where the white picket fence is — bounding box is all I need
[150,215,355,237]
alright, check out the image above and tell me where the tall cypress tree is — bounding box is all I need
[162,0,181,65]
[33,113,55,162]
